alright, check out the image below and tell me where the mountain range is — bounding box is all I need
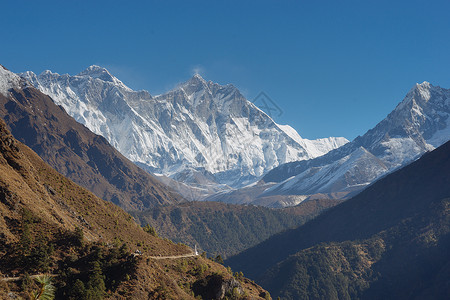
[21,66,347,196]
[21,66,450,209]
[0,64,344,264]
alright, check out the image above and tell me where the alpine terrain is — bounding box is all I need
[0,64,338,263]
[21,66,347,196]
[214,81,450,206]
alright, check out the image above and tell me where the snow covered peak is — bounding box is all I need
[394,81,441,114]
[192,73,206,81]
[179,73,209,94]
[43,69,59,75]
[0,65,24,97]
[410,81,432,102]
[417,81,431,88]
[78,65,110,77]
[77,65,129,89]
[275,124,349,158]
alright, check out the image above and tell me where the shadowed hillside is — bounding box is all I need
[130,200,340,258]
[227,141,450,299]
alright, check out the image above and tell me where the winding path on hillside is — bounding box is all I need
[147,251,198,260]
[0,274,57,282]
[0,251,199,282]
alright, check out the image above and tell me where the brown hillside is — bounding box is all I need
[0,85,182,211]
[0,119,268,299]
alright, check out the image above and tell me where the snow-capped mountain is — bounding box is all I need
[0,65,27,96]
[21,66,347,189]
[262,81,450,199]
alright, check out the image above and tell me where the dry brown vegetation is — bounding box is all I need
[0,118,268,299]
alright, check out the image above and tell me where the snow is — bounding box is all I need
[264,146,388,196]
[259,80,450,202]
[0,65,22,97]
[379,137,429,167]
[21,65,346,189]
[427,117,450,147]
[276,124,304,144]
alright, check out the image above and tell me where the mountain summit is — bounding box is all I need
[77,65,129,88]
[0,64,26,96]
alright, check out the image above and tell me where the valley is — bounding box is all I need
[0,59,449,299]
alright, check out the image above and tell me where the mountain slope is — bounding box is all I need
[263,147,388,196]
[22,66,347,189]
[261,81,450,197]
[0,65,182,210]
[129,201,334,259]
[226,141,450,299]
[0,117,268,299]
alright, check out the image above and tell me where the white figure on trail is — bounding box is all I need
[194,245,198,256]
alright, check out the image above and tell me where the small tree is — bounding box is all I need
[32,275,55,300]
[29,238,54,272]
[72,227,84,247]
[20,272,34,295]
[85,261,106,299]
[233,271,244,281]
[119,243,129,257]
[67,279,86,299]
[214,255,224,264]
[143,224,158,237]
[19,221,32,257]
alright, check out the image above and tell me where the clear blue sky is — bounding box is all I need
[1,0,449,140]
